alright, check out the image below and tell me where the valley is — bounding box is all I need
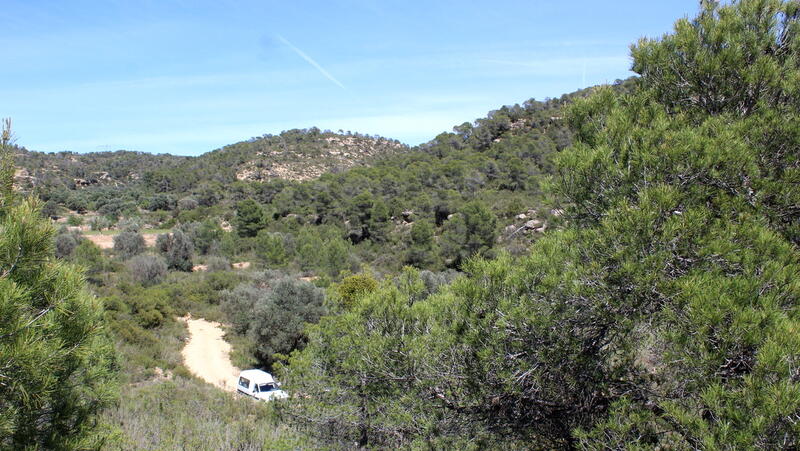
[2,1,799,449]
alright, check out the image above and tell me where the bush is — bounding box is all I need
[418,269,458,297]
[156,230,194,271]
[334,273,378,309]
[177,197,199,211]
[222,274,326,368]
[117,217,141,232]
[439,200,497,268]
[104,376,308,450]
[89,216,112,231]
[114,230,146,259]
[54,231,79,259]
[127,255,168,286]
[249,278,326,367]
[145,194,176,211]
[40,199,60,219]
[193,220,224,255]
[255,230,287,266]
[206,256,231,272]
[73,240,107,276]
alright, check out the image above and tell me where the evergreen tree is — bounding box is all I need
[281,1,800,448]
[234,199,267,238]
[440,200,497,267]
[405,219,437,268]
[0,120,118,449]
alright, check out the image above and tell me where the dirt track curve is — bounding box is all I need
[180,316,241,392]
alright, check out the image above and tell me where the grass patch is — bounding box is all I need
[104,377,309,450]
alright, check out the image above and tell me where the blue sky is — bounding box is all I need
[1,0,699,156]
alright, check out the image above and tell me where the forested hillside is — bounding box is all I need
[13,130,405,219]
[17,81,625,276]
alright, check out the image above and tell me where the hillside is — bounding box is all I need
[144,128,408,193]
[13,148,188,191]
[17,81,627,225]
[212,129,406,182]
[13,130,404,190]
[13,81,637,275]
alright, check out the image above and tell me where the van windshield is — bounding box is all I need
[258,384,277,392]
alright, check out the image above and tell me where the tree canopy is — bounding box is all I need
[278,1,800,448]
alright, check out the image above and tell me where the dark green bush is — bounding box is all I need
[157,230,194,271]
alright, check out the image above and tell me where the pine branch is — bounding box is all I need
[0,306,53,340]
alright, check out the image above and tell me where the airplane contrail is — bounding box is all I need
[276,34,346,90]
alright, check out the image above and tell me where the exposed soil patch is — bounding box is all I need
[84,233,159,250]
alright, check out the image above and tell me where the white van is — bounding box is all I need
[236,369,288,401]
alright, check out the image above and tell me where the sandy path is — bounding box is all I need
[84,233,159,250]
[180,317,241,392]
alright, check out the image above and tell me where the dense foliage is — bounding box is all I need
[156,230,194,271]
[278,1,800,449]
[113,229,146,259]
[222,273,327,369]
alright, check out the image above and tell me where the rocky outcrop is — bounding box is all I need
[234,135,406,182]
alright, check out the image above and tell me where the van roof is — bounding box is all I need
[239,369,276,384]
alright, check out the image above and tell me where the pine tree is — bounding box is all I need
[280,1,800,448]
[234,199,267,238]
[0,120,118,449]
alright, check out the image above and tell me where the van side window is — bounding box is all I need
[238,377,250,388]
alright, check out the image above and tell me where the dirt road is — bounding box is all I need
[180,316,241,392]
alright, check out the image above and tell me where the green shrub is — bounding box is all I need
[177,196,199,211]
[114,230,146,259]
[104,377,309,450]
[127,254,168,286]
[89,216,112,231]
[73,240,107,276]
[333,273,378,309]
[206,256,231,272]
[54,230,80,259]
[67,214,83,226]
[222,274,326,368]
[157,230,194,271]
[255,230,287,266]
